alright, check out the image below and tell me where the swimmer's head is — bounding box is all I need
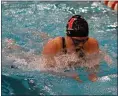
[66,15,89,37]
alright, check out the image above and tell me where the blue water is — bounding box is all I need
[2,1,117,95]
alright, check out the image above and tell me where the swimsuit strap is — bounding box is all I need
[62,37,67,54]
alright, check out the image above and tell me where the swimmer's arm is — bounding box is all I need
[99,50,112,65]
[42,38,60,67]
[40,70,82,82]
[42,37,63,67]
[87,38,100,82]
[87,65,99,82]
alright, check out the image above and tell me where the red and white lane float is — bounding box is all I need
[104,0,118,11]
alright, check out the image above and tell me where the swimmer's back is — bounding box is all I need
[42,36,99,55]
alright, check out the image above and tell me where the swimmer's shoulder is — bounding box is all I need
[87,37,99,45]
[42,36,62,55]
[84,37,99,53]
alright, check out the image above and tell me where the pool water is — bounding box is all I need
[2,1,117,95]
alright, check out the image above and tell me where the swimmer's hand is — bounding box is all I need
[69,73,82,82]
[88,73,98,82]
[73,76,83,83]
[40,70,82,82]
[60,72,82,82]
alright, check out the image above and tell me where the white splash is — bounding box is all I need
[2,38,113,73]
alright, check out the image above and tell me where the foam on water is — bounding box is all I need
[2,37,113,74]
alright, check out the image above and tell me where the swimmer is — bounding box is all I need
[42,15,112,82]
